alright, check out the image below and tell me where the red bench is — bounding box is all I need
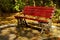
[15,6,55,34]
[15,6,54,23]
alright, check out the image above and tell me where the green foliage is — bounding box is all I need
[35,0,42,6]
[34,0,54,6]
[44,0,52,6]
[27,0,34,6]
[43,0,55,7]
[14,0,25,11]
[0,0,60,12]
[0,0,15,12]
[53,9,60,21]
[54,9,60,16]
[0,0,26,12]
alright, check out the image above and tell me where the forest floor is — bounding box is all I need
[0,12,60,40]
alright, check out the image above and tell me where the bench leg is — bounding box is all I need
[38,22,44,33]
[38,22,50,34]
[48,19,52,34]
[16,18,28,36]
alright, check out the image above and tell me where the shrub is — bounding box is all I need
[0,0,15,12]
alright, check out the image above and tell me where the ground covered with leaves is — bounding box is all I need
[0,12,60,40]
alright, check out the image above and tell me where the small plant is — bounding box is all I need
[52,9,60,23]
[14,0,25,11]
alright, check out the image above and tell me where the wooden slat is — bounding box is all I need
[23,6,54,18]
[15,16,48,23]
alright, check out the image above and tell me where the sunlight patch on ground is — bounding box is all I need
[51,25,60,38]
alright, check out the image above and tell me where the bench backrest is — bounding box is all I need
[23,6,54,18]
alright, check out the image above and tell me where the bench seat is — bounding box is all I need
[15,16,48,23]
